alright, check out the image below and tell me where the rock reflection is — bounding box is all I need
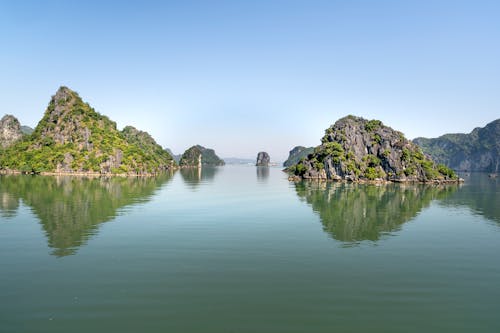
[439,173,500,224]
[0,173,173,256]
[294,181,458,244]
[256,166,270,182]
[179,166,219,189]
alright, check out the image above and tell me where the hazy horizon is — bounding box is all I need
[1,1,499,161]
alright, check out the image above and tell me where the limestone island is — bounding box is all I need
[256,152,270,166]
[179,145,225,168]
[286,115,462,184]
[0,87,176,176]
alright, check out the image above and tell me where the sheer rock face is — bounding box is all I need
[414,119,500,173]
[289,115,457,182]
[256,152,270,166]
[0,115,23,148]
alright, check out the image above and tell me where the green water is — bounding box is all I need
[0,166,499,332]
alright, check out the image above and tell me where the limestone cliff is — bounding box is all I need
[414,119,500,173]
[0,86,175,174]
[256,152,270,166]
[0,115,23,148]
[287,115,457,182]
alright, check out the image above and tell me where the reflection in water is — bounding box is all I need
[440,173,500,224]
[0,173,173,256]
[179,166,219,189]
[0,191,20,218]
[295,181,458,244]
[256,166,269,182]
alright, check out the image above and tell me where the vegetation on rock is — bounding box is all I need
[413,119,499,173]
[179,145,225,167]
[283,146,314,167]
[287,115,457,182]
[0,87,175,174]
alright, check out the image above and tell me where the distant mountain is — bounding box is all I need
[413,119,500,172]
[179,145,225,167]
[283,146,314,167]
[165,148,181,163]
[287,115,457,182]
[20,125,34,135]
[223,157,255,165]
[0,86,175,174]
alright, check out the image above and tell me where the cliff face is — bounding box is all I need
[283,146,314,167]
[0,115,23,148]
[414,119,500,172]
[179,145,224,167]
[0,86,174,174]
[256,152,270,166]
[288,115,457,182]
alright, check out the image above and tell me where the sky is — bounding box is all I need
[0,0,499,162]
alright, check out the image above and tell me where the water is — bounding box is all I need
[0,166,499,332]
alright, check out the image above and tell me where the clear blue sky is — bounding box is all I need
[1,0,499,161]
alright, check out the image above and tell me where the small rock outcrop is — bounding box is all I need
[414,118,500,173]
[287,115,458,182]
[179,145,225,167]
[283,146,314,167]
[0,115,23,149]
[0,86,175,174]
[256,152,270,166]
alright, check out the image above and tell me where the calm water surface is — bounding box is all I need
[1,166,499,332]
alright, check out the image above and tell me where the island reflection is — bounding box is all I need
[179,166,219,189]
[294,181,458,244]
[0,173,172,257]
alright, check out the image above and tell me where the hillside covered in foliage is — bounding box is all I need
[0,87,175,174]
[414,119,500,173]
[287,115,458,183]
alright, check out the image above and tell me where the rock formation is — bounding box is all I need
[413,119,500,173]
[283,146,314,167]
[256,152,270,166]
[179,145,225,167]
[287,115,458,182]
[0,86,175,174]
[0,115,23,148]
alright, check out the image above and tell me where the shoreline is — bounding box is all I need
[0,169,177,178]
[287,175,464,184]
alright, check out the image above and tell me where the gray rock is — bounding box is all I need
[289,115,458,182]
[256,152,270,166]
[0,115,23,148]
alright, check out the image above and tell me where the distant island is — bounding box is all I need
[256,152,270,166]
[286,115,459,183]
[179,145,225,167]
[413,119,499,173]
[0,87,175,175]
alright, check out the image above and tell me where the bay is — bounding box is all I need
[0,166,499,333]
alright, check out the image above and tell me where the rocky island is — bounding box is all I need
[179,145,225,167]
[286,115,459,183]
[0,87,175,175]
[256,152,270,166]
[414,118,499,173]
